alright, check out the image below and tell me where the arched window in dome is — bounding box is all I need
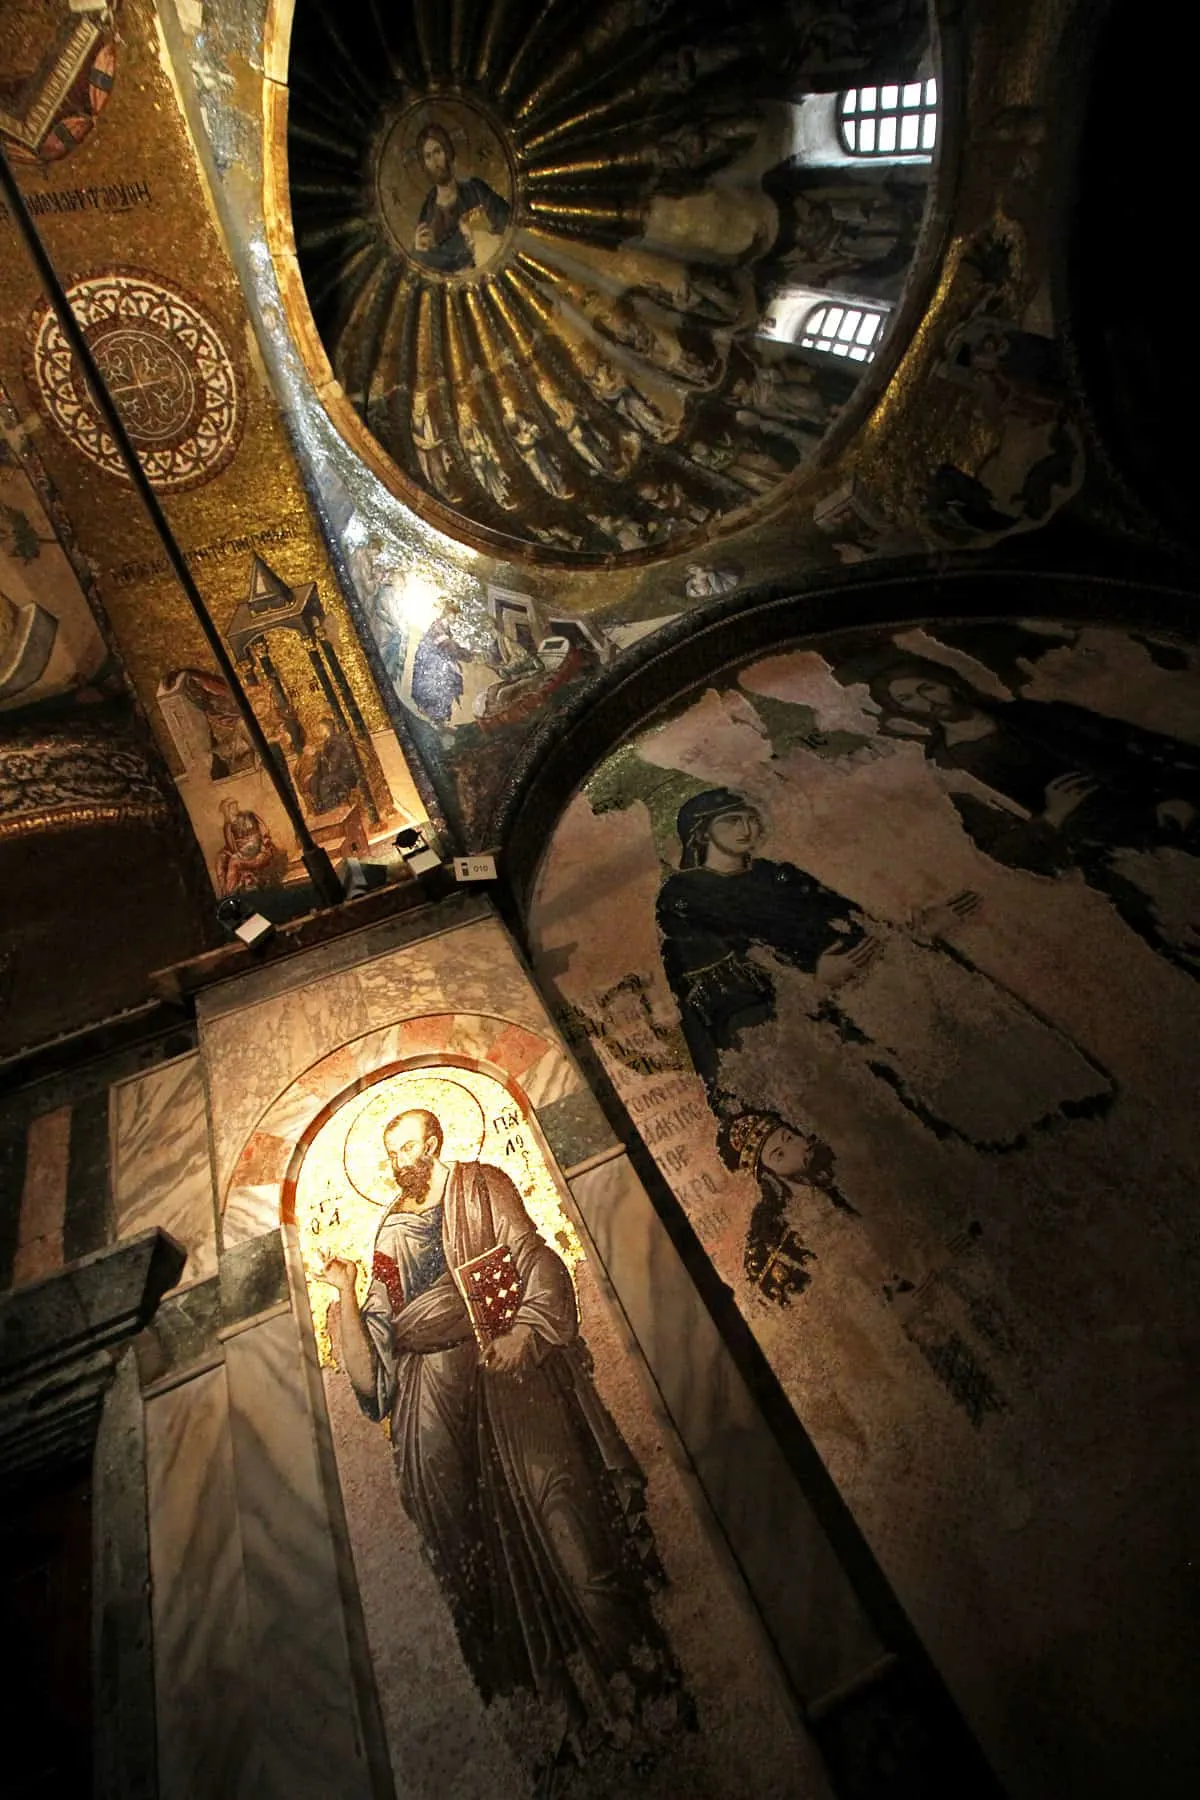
[800,300,889,362]
[839,79,937,157]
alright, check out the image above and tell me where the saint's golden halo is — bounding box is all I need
[342,1072,488,1205]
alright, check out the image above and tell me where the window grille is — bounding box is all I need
[839,78,937,156]
[799,301,888,362]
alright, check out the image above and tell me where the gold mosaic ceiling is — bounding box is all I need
[288,0,932,563]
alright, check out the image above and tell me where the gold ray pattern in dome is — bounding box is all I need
[288,0,935,563]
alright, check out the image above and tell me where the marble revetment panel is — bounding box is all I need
[110,1052,216,1289]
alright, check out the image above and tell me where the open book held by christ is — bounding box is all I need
[455,1243,523,1348]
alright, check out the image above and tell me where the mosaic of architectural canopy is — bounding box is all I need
[288,0,934,562]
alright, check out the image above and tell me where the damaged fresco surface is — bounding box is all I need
[0,375,118,715]
[527,616,1200,1797]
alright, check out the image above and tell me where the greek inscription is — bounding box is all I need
[692,1204,731,1240]
[641,1102,705,1147]
[2,180,152,225]
[554,974,683,1079]
[109,522,300,588]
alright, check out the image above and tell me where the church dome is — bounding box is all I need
[287,0,938,564]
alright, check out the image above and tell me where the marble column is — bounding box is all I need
[144,1366,256,1800]
[223,1306,381,1799]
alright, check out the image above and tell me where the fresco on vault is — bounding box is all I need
[0,0,428,901]
[0,0,118,166]
[156,555,422,894]
[167,0,1094,850]
[535,618,1200,1344]
[530,615,1200,1767]
[0,384,114,713]
[657,784,1115,1145]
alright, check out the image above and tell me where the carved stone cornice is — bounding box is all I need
[0,1226,185,1487]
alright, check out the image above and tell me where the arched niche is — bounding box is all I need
[219,1010,830,1796]
[221,1009,576,1245]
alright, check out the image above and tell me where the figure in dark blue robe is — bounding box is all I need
[656,788,1115,1152]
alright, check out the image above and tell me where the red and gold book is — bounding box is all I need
[455,1243,524,1349]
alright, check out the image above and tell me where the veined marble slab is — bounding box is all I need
[12,1104,71,1286]
[224,1310,377,1798]
[145,1367,255,1800]
[569,1151,883,1707]
[110,1053,216,1289]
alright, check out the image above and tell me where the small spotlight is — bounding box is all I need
[395,822,442,876]
[234,912,275,948]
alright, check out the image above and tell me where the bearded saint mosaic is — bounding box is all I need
[287,0,933,560]
[298,1070,691,1777]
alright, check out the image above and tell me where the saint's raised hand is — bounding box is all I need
[323,1255,359,1295]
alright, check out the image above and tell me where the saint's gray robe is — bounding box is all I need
[357,1160,670,1729]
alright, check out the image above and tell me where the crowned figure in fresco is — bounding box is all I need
[323,1107,684,1755]
[717,1102,1010,1425]
[656,788,1115,1153]
[717,1108,856,1307]
[412,123,510,274]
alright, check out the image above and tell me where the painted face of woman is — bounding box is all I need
[760,1127,834,1185]
[759,1127,812,1178]
[708,808,762,859]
